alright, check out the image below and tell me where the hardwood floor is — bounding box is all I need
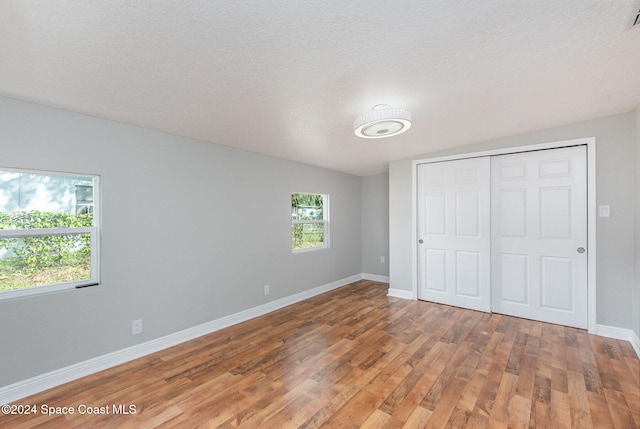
[3,280,639,428]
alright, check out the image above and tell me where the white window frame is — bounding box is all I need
[0,168,100,300]
[291,192,329,253]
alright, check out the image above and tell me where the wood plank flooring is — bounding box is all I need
[2,280,639,428]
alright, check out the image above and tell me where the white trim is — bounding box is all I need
[1,272,634,404]
[291,220,325,225]
[411,137,597,332]
[291,245,329,254]
[0,227,94,238]
[362,273,390,283]
[291,192,329,253]
[387,288,414,300]
[586,142,597,333]
[410,138,593,166]
[0,274,361,405]
[411,155,419,300]
[595,324,640,358]
[0,171,101,301]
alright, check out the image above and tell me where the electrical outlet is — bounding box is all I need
[598,205,610,218]
[380,256,385,264]
[264,285,270,296]
[132,319,142,335]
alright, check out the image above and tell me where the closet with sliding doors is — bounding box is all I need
[416,144,588,329]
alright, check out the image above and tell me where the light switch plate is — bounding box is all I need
[598,205,610,218]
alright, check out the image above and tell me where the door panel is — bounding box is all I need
[491,146,587,328]
[425,193,446,234]
[425,249,447,292]
[456,251,480,297]
[417,157,491,312]
[540,257,573,310]
[500,253,529,304]
[540,187,572,238]
[498,189,527,237]
[456,192,480,236]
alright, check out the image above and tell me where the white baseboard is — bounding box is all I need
[375,303,640,357]
[7,276,633,406]
[595,324,640,358]
[0,274,362,405]
[362,273,389,283]
[387,288,414,300]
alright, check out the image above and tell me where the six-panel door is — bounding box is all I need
[417,157,491,312]
[417,146,588,329]
[491,146,588,328]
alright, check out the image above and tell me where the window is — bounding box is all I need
[75,185,94,214]
[291,192,328,251]
[0,168,100,299]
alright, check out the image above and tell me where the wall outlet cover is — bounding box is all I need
[598,205,610,218]
[132,319,142,335]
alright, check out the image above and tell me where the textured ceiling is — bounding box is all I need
[1,0,639,176]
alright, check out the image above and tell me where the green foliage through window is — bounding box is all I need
[292,193,327,250]
[0,211,93,291]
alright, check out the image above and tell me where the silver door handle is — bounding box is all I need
[577,247,585,253]
[418,239,424,244]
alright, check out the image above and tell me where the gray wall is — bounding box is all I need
[635,105,640,339]
[389,112,637,331]
[0,96,363,387]
[361,173,389,277]
[389,159,414,292]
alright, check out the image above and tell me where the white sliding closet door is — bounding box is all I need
[491,146,588,329]
[417,157,491,312]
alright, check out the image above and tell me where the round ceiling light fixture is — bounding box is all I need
[354,104,412,139]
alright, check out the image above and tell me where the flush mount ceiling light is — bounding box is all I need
[354,104,412,139]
